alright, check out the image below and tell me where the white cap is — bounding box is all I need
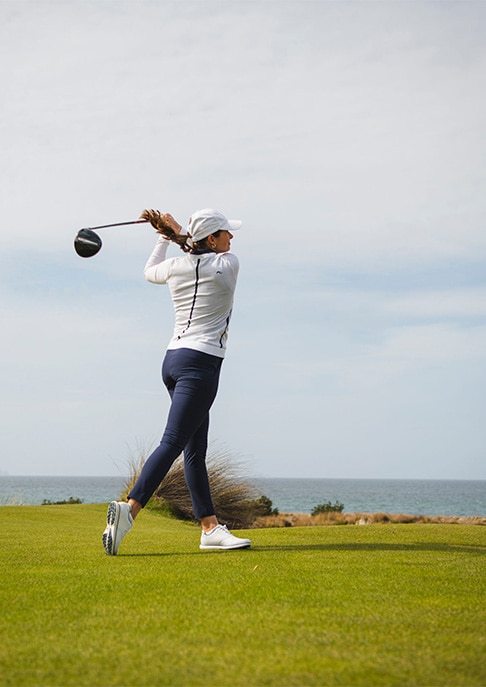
[187,209,242,244]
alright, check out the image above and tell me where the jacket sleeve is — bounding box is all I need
[144,236,172,283]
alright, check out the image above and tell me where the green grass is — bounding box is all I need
[0,505,485,687]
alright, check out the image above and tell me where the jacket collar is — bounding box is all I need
[190,248,215,255]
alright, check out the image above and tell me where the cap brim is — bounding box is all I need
[228,219,242,231]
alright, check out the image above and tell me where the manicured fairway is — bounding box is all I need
[0,505,485,686]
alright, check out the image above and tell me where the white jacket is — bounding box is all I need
[144,236,239,358]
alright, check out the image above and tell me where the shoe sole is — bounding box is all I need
[102,501,120,555]
[200,543,251,551]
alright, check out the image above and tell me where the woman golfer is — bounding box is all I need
[102,208,251,554]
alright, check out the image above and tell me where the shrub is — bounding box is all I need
[247,494,279,517]
[311,500,345,516]
[41,496,83,505]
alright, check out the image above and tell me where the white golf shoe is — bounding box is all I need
[102,501,133,555]
[200,524,251,551]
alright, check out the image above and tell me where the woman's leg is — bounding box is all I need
[128,349,222,509]
[183,414,215,520]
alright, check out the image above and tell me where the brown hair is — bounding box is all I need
[140,209,222,253]
[140,209,191,252]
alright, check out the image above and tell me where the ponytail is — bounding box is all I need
[140,209,192,253]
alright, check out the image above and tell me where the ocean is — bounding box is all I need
[0,476,484,517]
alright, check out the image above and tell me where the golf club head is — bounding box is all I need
[74,228,102,258]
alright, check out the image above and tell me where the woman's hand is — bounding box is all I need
[162,213,183,235]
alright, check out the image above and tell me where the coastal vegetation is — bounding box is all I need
[1,504,484,686]
[120,448,485,528]
[254,510,486,528]
[41,496,83,506]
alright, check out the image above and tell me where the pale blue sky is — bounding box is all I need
[1,0,485,478]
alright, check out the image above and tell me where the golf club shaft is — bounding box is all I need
[82,219,149,231]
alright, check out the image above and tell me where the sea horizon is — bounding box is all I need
[2,474,484,481]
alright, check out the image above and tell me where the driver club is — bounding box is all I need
[74,219,149,258]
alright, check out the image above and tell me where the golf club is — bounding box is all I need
[74,219,149,258]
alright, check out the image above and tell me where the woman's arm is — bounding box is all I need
[144,235,171,282]
[143,212,183,283]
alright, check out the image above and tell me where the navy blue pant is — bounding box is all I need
[128,348,223,519]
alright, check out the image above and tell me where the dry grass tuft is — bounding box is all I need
[122,445,267,529]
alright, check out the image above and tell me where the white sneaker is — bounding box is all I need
[102,501,133,555]
[200,524,251,551]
